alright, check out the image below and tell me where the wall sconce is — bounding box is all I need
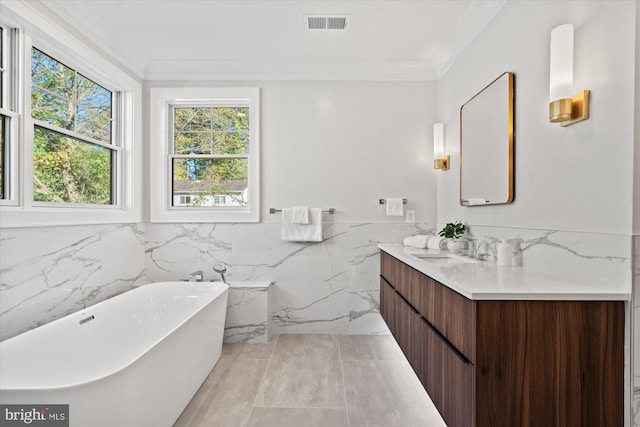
[549,23,590,127]
[433,123,449,171]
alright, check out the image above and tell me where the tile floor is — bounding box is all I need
[174,334,447,427]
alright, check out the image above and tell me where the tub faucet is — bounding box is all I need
[187,270,204,282]
[212,264,228,284]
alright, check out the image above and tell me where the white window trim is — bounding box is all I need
[0,24,21,208]
[0,2,142,227]
[150,87,260,223]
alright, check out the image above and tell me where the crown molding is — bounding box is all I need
[144,58,439,81]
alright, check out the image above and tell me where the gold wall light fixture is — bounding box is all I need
[433,122,449,171]
[549,23,590,127]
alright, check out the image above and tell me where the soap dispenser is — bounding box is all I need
[497,239,513,267]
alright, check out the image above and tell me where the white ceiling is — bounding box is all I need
[33,0,506,81]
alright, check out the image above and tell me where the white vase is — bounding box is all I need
[446,239,468,253]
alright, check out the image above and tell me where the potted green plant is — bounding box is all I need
[439,221,468,253]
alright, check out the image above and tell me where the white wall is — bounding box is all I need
[437,0,636,235]
[144,80,438,224]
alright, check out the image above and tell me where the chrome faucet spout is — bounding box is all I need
[187,270,204,282]
[468,242,489,260]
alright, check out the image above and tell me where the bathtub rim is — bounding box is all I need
[0,281,229,392]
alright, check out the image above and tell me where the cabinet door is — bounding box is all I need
[418,315,474,427]
[475,300,624,427]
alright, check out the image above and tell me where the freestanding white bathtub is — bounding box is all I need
[0,281,229,427]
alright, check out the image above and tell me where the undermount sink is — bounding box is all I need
[411,253,479,264]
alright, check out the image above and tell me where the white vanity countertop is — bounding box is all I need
[378,244,629,301]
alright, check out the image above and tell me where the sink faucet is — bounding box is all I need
[186,270,204,282]
[468,241,490,260]
[475,243,490,260]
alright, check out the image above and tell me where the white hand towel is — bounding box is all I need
[386,198,404,216]
[466,198,487,205]
[411,235,430,248]
[426,236,444,250]
[281,208,323,242]
[403,235,436,249]
[292,206,309,224]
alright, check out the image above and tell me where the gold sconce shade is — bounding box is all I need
[549,98,573,122]
[548,90,590,127]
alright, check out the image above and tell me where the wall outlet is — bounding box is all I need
[405,210,416,223]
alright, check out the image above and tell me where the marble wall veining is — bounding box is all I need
[145,222,434,338]
[2,222,632,344]
[0,224,146,341]
[464,225,631,291]
[224,284,271,343]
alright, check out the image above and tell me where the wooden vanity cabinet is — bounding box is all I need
[380,251,624,427]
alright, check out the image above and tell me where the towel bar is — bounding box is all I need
[270,208,336,214]
[378,199,407,205]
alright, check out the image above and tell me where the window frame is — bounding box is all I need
[0,2,142,228]
[150,87,260,223]
[0,24,20,207]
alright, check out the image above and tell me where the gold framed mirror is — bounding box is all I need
[460,72,514,206]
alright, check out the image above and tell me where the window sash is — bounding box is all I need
[29,47,119,207]
[168,104,251,210]
[0,24,18,205]
[33,118,119,152]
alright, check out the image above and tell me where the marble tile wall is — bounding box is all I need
[0,224,146,341]
[224,284,271,343]
[145,222,434,338]
[463,225,631,291]
[2,221,632,348]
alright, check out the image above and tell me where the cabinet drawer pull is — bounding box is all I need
[419,315,471,365]
[394,286,420,315]
[380,275,396,290]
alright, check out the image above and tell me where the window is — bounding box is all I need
[0,24,18,205]
[172,106,249,208]
[0,3,142,227]
[150,87,260,223]
[31,48,115,205]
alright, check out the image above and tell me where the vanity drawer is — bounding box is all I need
[380,251,418,301]
[420,275,476,363]
[415,312,473,427]
[380,251,476,362]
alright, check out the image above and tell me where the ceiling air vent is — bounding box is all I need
[305,15,349,30]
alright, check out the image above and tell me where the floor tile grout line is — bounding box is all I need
[244,334,280,426]
[337,335,353,427]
